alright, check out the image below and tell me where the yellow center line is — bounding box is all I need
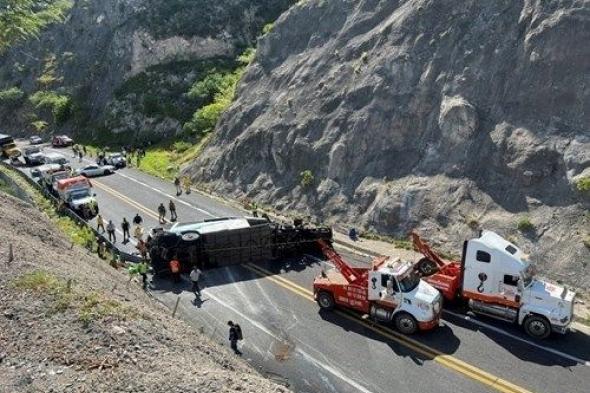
[90,179,533,393]
[245,263,533,393]
[92,179,160,221]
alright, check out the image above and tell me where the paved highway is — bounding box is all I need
[9,142,590,393]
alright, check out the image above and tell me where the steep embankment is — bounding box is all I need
[190,0,590,288]
[0,0,293,143]
[0,191,286,392]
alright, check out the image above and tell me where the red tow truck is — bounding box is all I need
[313,240,442,335]
[412,231,576,339]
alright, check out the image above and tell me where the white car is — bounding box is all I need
[76,164,115,177]
[29,135,43,145]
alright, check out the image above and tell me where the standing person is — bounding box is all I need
[169,257,181,283]
[136,239,148,260]
[157,203,166,224]
[174,177,182,196]
[98,239,107,259]
[169,199,177,222]
[106,220,117,243]
[183,176,192,194]
[227,321,243,355]
[137,260,149,290]
[133,213,143,226]
[189,265,202,299]
[78,150,83,162]
[96,214,105,233]
[121,218,130,243]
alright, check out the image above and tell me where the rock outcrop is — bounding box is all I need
[190,0,590,287]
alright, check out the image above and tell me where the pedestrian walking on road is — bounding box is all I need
[227,321,243,355]
[158,203,166,224]
[183,176,192,194]
[133,213,143,225]
[190,265,203,299]
[96,214,105,233]
[106,220,117,243]
[174,177,182,196]
[169,257,181,283]
[78,150,83,162]
[169,200,177,222]
[121,218,130,243]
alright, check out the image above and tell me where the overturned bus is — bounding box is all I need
[148,217,332,274]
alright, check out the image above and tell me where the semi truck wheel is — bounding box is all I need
[394,312,418,335]
[317,291,335,311]
[523,315,551,339]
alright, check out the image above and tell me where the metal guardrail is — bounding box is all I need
[0,160,141,264]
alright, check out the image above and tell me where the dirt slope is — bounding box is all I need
[0,192,286,393]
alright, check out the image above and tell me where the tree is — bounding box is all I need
[0,0,73,53]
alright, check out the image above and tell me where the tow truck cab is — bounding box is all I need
[461,231,575,338]
[313,244,442,334]
[366,259,442,331]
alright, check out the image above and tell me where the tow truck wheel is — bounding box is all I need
[394,312,418,335]
[524,315,551,339]
[417,258,437,276]
[317,291,335,311]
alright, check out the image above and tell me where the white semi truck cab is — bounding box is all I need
[462,231,575,338]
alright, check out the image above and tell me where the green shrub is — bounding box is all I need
[576,177,590,192]
[29,91,72,124]
[30,120,49,132]
[238,47,256,65]
[187,71,228,101]
[173,141,191,153]
[517,217,535,232]
[583,235,590,249]
[184,53,246,135]
[262,23,274,34]
[300,170,314,188]
[0,87,25,104]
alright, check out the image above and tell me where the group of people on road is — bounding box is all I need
[174,176,192,196]
[96,213,145,244]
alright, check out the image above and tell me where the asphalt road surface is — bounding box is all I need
[9,142,590,393]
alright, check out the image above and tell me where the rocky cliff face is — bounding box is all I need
[191,0,590,287]
[0,0,293,142]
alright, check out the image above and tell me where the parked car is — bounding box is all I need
[75,164,115,177]
[104,152,127,168]
[29,135,43,145]
[51,135,73,147]
[42,152,69,166]
[22,146,45,166]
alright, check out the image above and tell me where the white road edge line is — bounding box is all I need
[443,310,590,367]
[206,290,377,393]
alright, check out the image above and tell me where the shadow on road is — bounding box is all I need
[317,308,461,364]
[150,254,322,290]
[443,310,587,367]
